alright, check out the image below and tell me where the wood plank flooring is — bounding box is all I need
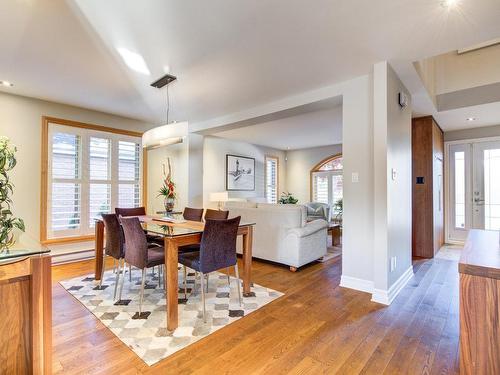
[51,255,460,374]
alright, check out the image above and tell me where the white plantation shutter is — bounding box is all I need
[118,141,141,208]
[265,156,278,203]
[50,133,82,235]
[313,174,329,204]
[47,123,142,240]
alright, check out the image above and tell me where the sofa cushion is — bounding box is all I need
[225,201,257,209]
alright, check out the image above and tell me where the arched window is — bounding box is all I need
[310,154,343,208]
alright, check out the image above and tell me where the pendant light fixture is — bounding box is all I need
[143,73,188,150]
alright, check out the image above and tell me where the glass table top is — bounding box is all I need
[0,233,50,261]
[141,220,256,237]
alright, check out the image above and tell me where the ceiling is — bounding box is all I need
[1,0,500,129]
[213,105,342,150]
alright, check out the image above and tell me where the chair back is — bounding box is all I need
[183,207,204,222]
[199,216,241,273]
[121,217,148,269]
[115,207,147,217]
[205,209,229,220]
[102,214,124,260]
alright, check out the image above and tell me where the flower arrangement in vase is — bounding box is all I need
[158,158,176,212]
[0,137,25,250]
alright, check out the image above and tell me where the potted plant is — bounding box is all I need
[0,137,25,250]
[158,158,176,212]
[279,192,299,204]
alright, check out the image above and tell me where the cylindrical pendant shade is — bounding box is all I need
[142,122,188,149]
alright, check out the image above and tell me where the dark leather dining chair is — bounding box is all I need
[183,207,204,222]
[120,217,166,314]
[204,209,229,220]
[101,214,125,299]
[116,206,162,264]
[178,216,242,322]
[115,207,147,217]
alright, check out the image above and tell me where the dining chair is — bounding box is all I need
[115,206,147,217]
[178,216,242,322]
[183,207,204,222]
[101,214,125,299]
[204,209,229,220]
[116,206,162,276]
[120,217,166,314]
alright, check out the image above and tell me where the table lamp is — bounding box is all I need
[210,191,229,210]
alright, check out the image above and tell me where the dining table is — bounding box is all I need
[93,216,255,331]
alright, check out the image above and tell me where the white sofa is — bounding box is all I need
[225,201,328,271]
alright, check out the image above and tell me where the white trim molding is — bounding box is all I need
[371,266,414,305]
[340,275,374,294]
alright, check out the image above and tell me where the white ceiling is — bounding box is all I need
[214,106,342,150]
[1,0,500,129]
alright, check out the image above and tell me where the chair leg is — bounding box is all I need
[226,267,230,286]
[159,264,163,289]
[129,263,132,282]
[113,259,116,274]
[206,274,209,293]
[117,259,126,301]
[113,258,121,300]
[183,266,187,300]
[234,263,242,307]
[200,272,206,323]
[99,254,106,287]
[139,268,146,315]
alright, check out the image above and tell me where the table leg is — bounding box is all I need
[165,238,179,331]
[242,226,253,296]
[94,220,104,282]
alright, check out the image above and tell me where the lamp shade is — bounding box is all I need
[142,122,188,149]
[209,191,229,202]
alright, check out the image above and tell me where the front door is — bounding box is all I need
[447,139,500,242]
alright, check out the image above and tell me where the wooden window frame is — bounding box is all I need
[40,116,148,244]
[264,155,280,203]
[309,153,342,201]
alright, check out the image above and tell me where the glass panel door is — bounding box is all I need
[447,140,500,242]
[473,141,500,231]
[447,143,471,242]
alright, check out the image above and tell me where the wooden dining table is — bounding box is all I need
[93,216,255,331]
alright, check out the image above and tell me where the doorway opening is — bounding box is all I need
[446,137,500,243]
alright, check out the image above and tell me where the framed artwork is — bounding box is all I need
[226,154,255,191]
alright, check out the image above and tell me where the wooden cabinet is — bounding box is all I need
[412,116,444,258]
[459,230,500,374]
[0,253,52,375]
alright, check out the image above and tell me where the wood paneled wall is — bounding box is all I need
[412,116,444,258]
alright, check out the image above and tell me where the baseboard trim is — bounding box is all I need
[51,249,95,265]
[340,275,374,294]
[371,265,414,305]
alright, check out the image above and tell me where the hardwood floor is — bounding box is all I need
[51,255,459,374]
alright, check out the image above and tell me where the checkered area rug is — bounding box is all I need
[60,267,283,366]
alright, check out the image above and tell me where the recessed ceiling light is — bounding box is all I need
[117,47,151,75]
[441,0,458,8]
[0,80,13,87]
[466,117,477,122]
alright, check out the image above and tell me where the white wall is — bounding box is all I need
[372,62,412,299]
[340,74,375,289]
[285,144,342,203]
[202,136,286,208]
[146,142,189,215]
[0,92,152,254]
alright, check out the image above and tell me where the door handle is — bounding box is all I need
[474,197,485,204]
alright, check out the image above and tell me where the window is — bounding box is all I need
[311,155,343,212]
[43,118,143,242]
[454,151,465,229]
[265,156,279,204]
